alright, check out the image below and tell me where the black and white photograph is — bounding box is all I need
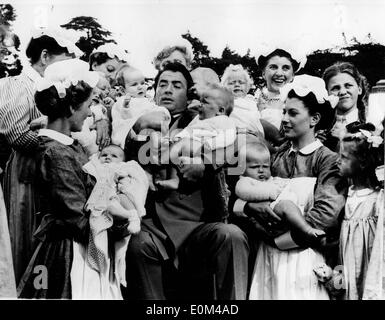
[0,0,384,307]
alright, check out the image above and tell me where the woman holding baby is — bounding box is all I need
[234,73,347,299]
[17,59,135,299]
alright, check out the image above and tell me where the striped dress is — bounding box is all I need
[0,66,42,285]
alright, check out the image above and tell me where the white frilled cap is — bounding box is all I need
[36,59,100,98]
[255,41,308,72]
[31,27,83,58]
[280,74,339,108]
[92,43,130,62]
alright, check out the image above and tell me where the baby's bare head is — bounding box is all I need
[239,142,271,181]
[99,144,125,164]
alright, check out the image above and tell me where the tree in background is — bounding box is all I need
[182,31,385,90]
[0,4,22,78]
[182,31,211,68]
[182,31,259,90]
[294,34,385,88]
[61,16,116,62]
[0,3,15,24]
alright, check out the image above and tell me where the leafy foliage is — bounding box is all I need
[182,31,385,89]
[61,16,116,61]
[0,4,16,26]
[0,4,22,78]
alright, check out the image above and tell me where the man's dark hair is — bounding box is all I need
[26,35,71,64]
[154,62,194,95]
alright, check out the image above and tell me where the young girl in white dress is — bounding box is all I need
[221,64,264,135]
[338,123,384,300]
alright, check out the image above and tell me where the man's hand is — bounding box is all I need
[95,119,110,150]
[132,111,170,134]
[178,156,205,182]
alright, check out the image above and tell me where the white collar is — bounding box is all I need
[337,107,359,125]
[289,139,323,155]
[23,65,42,84]
[172,112,182,119]
[38,129,74,145]
[348,186,376,197]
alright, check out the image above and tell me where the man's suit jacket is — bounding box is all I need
[124,109,228,253]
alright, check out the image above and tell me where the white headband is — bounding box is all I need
[255,42,307,72]
[92,43,129,62]
[280,74,339,108]
[353,130,383,148]
[31,27,83,58]
[36,59,99,98]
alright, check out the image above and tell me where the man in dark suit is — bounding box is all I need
[124,63,249,300]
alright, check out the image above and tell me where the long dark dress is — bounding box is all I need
[1,69,42,284]
[17,136,95,299]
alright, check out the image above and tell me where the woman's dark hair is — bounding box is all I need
[35,81,93,120]
[323,62,369,123]
[342,122,383,187]
[89,52,114,70]
[287,90,336,132]
[154,62,194,97]
[258,49,300,72]
[26,35,70,64]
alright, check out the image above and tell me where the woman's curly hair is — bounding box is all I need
[153,46,192,71]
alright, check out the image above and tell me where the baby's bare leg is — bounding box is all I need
[107,194,141,234]
[117,193,135,211]
[273,200,325,239]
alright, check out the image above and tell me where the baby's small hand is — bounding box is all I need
[30,116,48,131]
[123,95,131,108]
[103,96,115,108]
[187,99,201,112]
[269,188,281,201]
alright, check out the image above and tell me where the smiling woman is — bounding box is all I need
[255,48,300,130]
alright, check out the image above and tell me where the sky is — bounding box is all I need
[6,0,385,77]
